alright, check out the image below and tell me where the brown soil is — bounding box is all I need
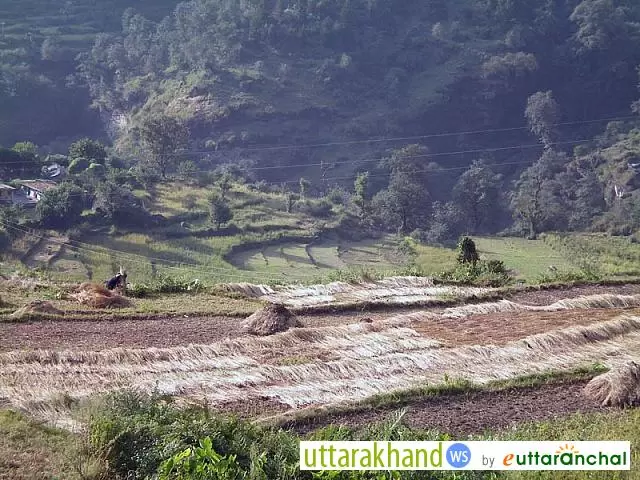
[412,307,640,347]
[507,283,640,305]
[288,380,615,437]
[0,316,245,352]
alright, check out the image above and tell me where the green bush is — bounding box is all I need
[436,260,514,287]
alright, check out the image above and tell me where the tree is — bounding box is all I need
[525,91,560,149]
[12,141,38,157]
[353,172,370,219]
[424,201,464,245]
[69,138,107,164]
[457,236,479,266]
[68,157,90,174]
[217,172,233,200]
[36,183,85,229]
[374,145,431,233]
[208,194,233,229]
[177,160,197,181]
[139,116,189,179]
[299,177,311,200]
[510,150,569,238]
[93,182,149,227]
[285,192,298,213]
[452,160,503,233]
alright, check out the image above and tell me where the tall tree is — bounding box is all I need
[373,144,431,233]
[525,91,560,149]
[69,138,107,164]
[452,160,503,233]
[209,193,233,229]
[139,116,189,179]
[353,172,370,219]
[511,150,569,238]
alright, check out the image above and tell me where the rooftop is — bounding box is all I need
[0,184,15,190]
[17,180,58,192]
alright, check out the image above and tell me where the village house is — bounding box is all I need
[15,180,58,204]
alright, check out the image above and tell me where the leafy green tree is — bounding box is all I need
[353,172,370,219]
[452,160,503,233]
[68,157,90,174]
[424,201,465,245]
[93,182,148,227]
[208,193,233,229]
[36,183,85,229]
[457,236,480,266]
[177,160,198,182]
[12,141,38,157]
[525,91,560,149]
[69,138,107,164]
[373,145,431,233]
[139,116,190,179]
[511,150,569,238]
[217,172,233,200]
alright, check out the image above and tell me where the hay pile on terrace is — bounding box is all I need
[583,361,640,407]
[242,303,300,336]
[10,300,64,319]
[70,283,130,309]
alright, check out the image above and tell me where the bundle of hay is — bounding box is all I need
[70,283,130,309]
[242,303,300,336]
[10,300,64,319]
[584,361,640,407]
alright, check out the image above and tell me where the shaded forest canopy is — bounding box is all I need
[2,0,640,239]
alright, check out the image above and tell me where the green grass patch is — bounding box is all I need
[0,410,81,480]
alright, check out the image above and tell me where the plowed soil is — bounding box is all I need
[507,283,640,305]
[288,380,613,437]
[412,308,640,347]
[0,316,245,352]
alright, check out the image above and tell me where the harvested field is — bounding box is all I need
[3,288,640,430]
[290,380,612,437]
[0,316,245,352]
[3,312,640,425]
[224,276,494,308]
[411,308,636,346]
[507,283,640,305]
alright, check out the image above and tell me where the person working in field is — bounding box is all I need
[105,267,127,293]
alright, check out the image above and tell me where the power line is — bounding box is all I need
[155,113,637,156]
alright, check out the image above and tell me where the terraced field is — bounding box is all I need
[2,279,640,433]
[229,236,407,278]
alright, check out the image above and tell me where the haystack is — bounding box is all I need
[583,361,640,407]
[70,283,130,309]
[242,303,300,336]
[10,300,64,319]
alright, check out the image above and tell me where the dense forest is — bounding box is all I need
[2,0,640,241]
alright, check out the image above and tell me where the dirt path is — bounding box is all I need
[288,380,614,437]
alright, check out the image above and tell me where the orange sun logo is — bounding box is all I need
[556,444,579,455]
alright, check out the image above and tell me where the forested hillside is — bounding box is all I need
[2,0,640,241]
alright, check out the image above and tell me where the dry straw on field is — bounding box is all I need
[10,300,63,319]
[442,294,640,319]
[4,314,640,419]
[70,283,130,309]
[242,304,300,336]
[224,276,493,308]
[584,360,640,407]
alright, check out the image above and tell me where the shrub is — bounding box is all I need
[67,157,90,174]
